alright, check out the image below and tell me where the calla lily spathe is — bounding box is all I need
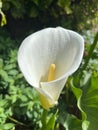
[18,27,84,109]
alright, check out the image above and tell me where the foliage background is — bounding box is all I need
[1,0,98,38]
[0,0,98,130]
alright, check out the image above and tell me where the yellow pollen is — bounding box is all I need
[48,64,56,82]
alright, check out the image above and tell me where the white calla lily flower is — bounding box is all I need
[18,27,84,109]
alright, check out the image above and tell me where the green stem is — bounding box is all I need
[65,83,69,103]
[41,109,48,130]
[80,32,98,78]
[8,116,26,126]
[40,109,58,130]
[83,32,98,69]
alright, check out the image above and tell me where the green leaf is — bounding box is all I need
[46,111,57,130]
[41,110,57,130]
[0,58,3,69]
[69,78,89,130]
[59,112,82,130]
[29,6,38,18]
[0,9,7,26]
[2,123,15,130]
[57,0,72,14]
[0,69,8,81]
[19,95,28,102]
[0,69,14,84]
[81,76,98,130]
[8,69,18,76]
[4,64,16,70]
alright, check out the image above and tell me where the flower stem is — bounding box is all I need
[8,116,26,126]
[41,109,57,130]
[65,83,69,103]
[41,109,48,130]
[80,32,98,78]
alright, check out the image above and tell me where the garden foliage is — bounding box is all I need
[1,0,98,37]
[0,0,98,130]
[0,27,98,130]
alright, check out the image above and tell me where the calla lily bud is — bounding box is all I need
[18,27,84,109]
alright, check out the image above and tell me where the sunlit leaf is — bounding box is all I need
[70,79,89,130]
[81,75,98,130]
[58,110,82,130]
[3,123,15,130]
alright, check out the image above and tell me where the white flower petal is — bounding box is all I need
[40,28,84,103]
[18,27,84,108]
[18,27,79,86]
[40,77,68,101]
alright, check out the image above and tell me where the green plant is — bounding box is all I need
[0,20,98,130]
[1,0,97,37]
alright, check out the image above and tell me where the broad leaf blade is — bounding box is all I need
[81,76,98,130]
[59,111,82,130]
[70,78,89,130]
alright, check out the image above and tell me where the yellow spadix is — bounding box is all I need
[39,64,56,109]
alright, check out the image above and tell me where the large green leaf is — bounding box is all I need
[58,110,82,130]
[81,76,98,130]
[70,79,89,130]
[70,75,98,130]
